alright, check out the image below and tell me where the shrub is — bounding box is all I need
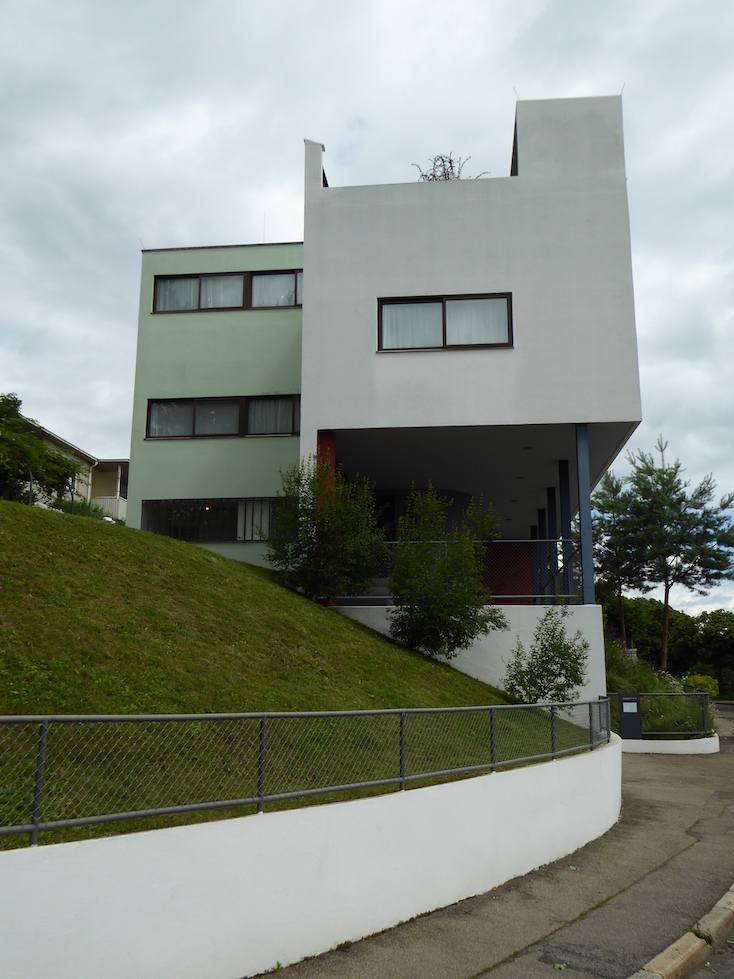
[267,455,385,601]
[388,486,506,659]
[54,497,108,520]
[504,607,589,703]
[685,673,719,699]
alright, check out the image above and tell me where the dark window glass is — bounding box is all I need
[248,397,295,434]
[148,401,194,437]
[155,278,199,311]
[141,500,239,543]
[194,400,240,436]
[147,396,299,438]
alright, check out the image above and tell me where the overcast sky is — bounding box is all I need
[2,0,733,612]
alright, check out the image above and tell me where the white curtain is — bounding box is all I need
[445,298,508,345]
[248,397,294,434]
[199,275,244,309]
[381,302,442,349]
[148,401,194,437]
[252,273,296,307]
[155,277,199,311]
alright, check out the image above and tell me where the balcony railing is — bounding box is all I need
[373,539,581,605]
[91,496,127,521]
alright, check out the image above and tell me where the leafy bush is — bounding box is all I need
[685,673,719,698]
[267,455,385,601]
[388,486,506,659]
[604,639,680,694]
[504,607,589,703]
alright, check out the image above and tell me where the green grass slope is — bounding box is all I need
[0,501,507,715]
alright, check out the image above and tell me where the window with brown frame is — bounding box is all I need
[146,396,300,438]
[153,271,303,312]
[378,293,512,351]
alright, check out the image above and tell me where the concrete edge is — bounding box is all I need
[642,931,709,979]
[621,735,720,755]
[625,883,734,979]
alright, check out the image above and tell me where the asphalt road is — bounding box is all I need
[261,740,734,979]
[690,938,734,979]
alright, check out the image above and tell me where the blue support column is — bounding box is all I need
[538,508,548,598]
[559,460,573,598]
[575,424,595,605]
[547,487,559,597]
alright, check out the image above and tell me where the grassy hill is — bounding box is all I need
[0,501,507,715]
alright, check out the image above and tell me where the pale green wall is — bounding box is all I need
[127,242,303,567]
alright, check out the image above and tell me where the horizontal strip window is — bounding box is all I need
[146,396,300,438]
[141,498,277,542]
[378,293,512,351]
[153,271,303,312]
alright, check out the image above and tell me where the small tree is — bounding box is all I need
[591,471,648,648]
[0,393,79,502]
[627,437,734,671]
[266,455,384,601]
[388,485,506,659]
[504,607,589,703]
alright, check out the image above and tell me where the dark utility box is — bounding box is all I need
[618,694,642,740]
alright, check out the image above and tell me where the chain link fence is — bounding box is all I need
[1,699,610,846]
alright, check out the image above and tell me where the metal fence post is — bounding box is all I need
[550,706,556,759]
[399,712,406,790]
[490,708,496,772]
[30,720,48,846]
[257,717,266,814]
[701,693,709,736]
[589,703,595,750]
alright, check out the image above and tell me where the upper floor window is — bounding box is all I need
[378,293,512,351]
[147,395,300,439]
[153,270,302,312]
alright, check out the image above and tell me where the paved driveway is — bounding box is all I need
[260,740,734,979]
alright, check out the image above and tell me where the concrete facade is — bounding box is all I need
[126,241,303,561]
[300,96,640,537]
[125,97,642,695]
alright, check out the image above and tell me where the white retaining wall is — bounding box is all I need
[338,603,608,701]
[0,736,621,979]
[622,735,720,754]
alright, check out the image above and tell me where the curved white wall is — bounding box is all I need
[338,603,608,701]
[622,734,719,754]
[0,737,621,979]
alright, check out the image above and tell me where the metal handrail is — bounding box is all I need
[0,699,611,846]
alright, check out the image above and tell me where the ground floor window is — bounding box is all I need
[141,498,277,542]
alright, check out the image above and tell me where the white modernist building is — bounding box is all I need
[127,96,642,698]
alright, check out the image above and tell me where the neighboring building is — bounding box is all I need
[28,422,128,518]
[33,425,97,503]
[126,96,642,698]
[90,460,129,520]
